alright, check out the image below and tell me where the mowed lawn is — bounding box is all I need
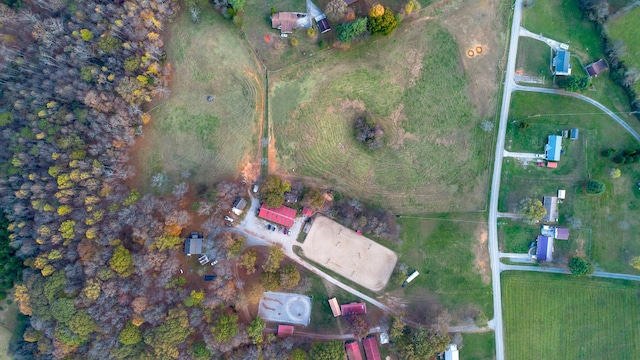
[134,5,262,188]
[270,23,493,213]
[462,332,495,360]
[503,272,640,360]
[500,92,640,272]
[394,215,492,325]
[607,6,640,94]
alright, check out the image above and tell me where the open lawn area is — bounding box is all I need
[270,22,494,213]
[0,326,9,360]
[462,332,495,360]
[390,215,492,326]
[500,92,640,272]
[133,5,262,190]
[502,272,640,360]
[520,0,637,119]
[607,6,640,94]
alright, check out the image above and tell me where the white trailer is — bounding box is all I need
[402,271,420,288]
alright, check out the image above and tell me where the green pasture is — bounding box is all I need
[607,6,640,94]
[503,272,640,360]
[394,215,493,325]
[134,5,261,189]
[500,92,640,272]
[462,332,495,360]
[270,22,493,213]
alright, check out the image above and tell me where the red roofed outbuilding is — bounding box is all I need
[341,302,367,316]
[345,341,363,360]
[277,325,294,338]
[362,336,381,360]
[302,207,314,217]
[259,204,297,228]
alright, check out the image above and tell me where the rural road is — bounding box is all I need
[487,0,524,358]
[513,84,640,142]
[502,264,640,281]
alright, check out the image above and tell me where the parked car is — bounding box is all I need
[204,275,217,281]
[253,185,259,193]
[271,226,276,232]
[283,228,288,235]
[224,216,233,223]
[267,224,272,230]
[210,259,218,266]
[225,223,233,227]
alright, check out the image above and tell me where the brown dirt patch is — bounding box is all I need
[301,216,398,292]
[339,99,367,113]
[439,0,507,117]
[473,224,491,285]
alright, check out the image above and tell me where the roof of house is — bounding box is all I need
[558,189,566,199]
[363,337,381,360]
[554,226,569,240]
[277,325,294,337]
[271,12,301,33]
[184,232,203,255]
[545,135,562,161]
[316,17,331,33]
[302,207,314,217]
[553,50,572,75]
[345,341,363,360]
[542,196,559,222]
[259,204,297,228]
[570,128,579,139]
[445,344,459,360]
[536,235,554,261]
[585,59,608,77]
[328,297,341,317]
[547,161,558,168]
[233,197,247,211]
[343,0,358,4]
[341,302,367,316]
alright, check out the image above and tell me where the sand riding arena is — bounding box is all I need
[301,216,398,292]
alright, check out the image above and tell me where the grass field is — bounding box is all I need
[520,0,638,120]
[133,5,262,189]
[500,92,640,272]
[462,332,495,360]
[607,6,640,94]
[0,326,9,360]
[393,215,493,325]
[502,272,640,360]
[269,22,493,213]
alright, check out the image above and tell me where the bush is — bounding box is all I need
[290,38,298,47]
[601,148,616,157]
[368,7,398,35]
[556,75,591,92]
[354,116,384,149]
[307,28,315,37]
[569,257,594,276]
[337,18,367,43]
[586,179,605,194]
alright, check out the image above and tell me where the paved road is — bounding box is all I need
[519,27,567,50]
[513,84,640,142]
[502,264,640,281]
[488,0,525,358]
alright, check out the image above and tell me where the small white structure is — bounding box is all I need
[402,271,420,288]
[444,343,459,360]
[558,189,566,200]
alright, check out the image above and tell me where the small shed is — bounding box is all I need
[536,235,554,261]
[184,232,203,256]
[345,341,363,360]
[328,297,341,317]
[554,226,569,240]
[302,207,314,217]
[444,344,460,360]
[343,0,358,4]
[341,302,367,316]
[363,336,381,360]
[570,128,579,140]
[232,197,247,216]
[557,189,566,199]
[277,325,294,338]
[547,161,558,168]
[585,59,608,77]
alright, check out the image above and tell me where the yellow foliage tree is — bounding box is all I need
[15,285,32,316]
[370,4,384,17]
[630,256,640,271]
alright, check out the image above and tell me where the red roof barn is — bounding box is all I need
[345,341,363,360]
[302,207,314,217]
[341,302,367,316]
[277,325,294,338]
[259,204,296,228]
[362,336,381,360]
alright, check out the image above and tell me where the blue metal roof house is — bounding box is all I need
[545,135,562,161]
[536,235,554,262]
[552,50,572,76]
